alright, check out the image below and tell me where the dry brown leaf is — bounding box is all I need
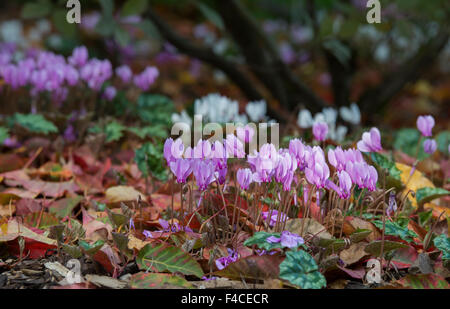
[105,186,147,204]
[340,242,369,266]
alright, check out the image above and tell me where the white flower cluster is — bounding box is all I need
[1,19,51,50]
[171,93,269,126]
[297,103,361,142]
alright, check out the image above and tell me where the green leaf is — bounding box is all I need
[79,240,105,255]
[393,128,428,160]
[112,232,133,258]
[134,142,167,181]
[121,0,149,17]
[104,121,125,143]
[129,272,194,289]
[21,0,52,19]
[11,113,58,134]
[0,127,9,144]
[418,210,433,227]
[136,243,204,278]
[136,94,175,126]
[48,195,83,218]
[244,232,283,251]
[370,152,403,189]
[416,187,450,206]
[435,131,450,155]
[61,244,82,259]
[136,19,160,39]
[128,125,167,140]
[364,240,408,256]
[373,220,418,242]
[279,250,326,289]
[433,234,450,260]
[114,26,131,47]
[350,229,372,243]
[196,2,225,30]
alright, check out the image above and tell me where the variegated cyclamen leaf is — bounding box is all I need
[137,242,204,278]
[279,250,326,289]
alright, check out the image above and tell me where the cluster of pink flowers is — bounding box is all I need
[163,128,379,203]
[417,115,437,155]
[0,44,159,104]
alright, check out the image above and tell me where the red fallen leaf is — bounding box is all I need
[52,283,97,289]
[395,273,450,289]
[0,154,26,173]
[15,198,42,216]
[4,175,80,198]
[92,244,120,274]
[336,265,366,279]
[390,245,419,269]
[7,237,56,259]
[408,220,427,242]
[214,254,284,280]
[72,145,99,173]
[2,188,38,199]
[297,202,321,221]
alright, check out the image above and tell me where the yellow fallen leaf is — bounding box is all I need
[105,186,147,204]
[396,163,434,208]
[128,234,152,251]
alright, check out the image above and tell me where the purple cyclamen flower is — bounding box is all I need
[215,248,238,270]
[423,139,437,154]
[236,124,255,143]
[357,127,382,152]
[289,139,311,170]
[115,65,133,83]
[312,122,328,141]
[236,168,253,190]
[248,143,279,182]
[129,218,135,230]
[416,115,435,137]
[261,210,288,228]
[103,86,117,101]
[346,162,378,191]
[328,146,347,171]
[193,139,212,159]
[142,230,153,238]
[68,46,88,67]
[266,231,304,248]
[163,138,184,164]
[305,147,329,188]
[224,134,245,159]
[193,159,216,191]
[134,66,159,91]
[170,159,192,183]
[387,191,397,217]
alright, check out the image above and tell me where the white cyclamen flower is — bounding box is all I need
[172,110,192,126]
[339,103,361,125]
[246,100,267,122]
[297,109,314,128]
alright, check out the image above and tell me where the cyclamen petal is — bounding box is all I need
[417,115,434,137]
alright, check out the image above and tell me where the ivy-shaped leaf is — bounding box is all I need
[373,220,418,243]
[433,234,450,260]
[279,250,326,289]
[137,242,204,278]
[10,113,58,134]
[79,240,105,255]
[244,232,283,251]
[134,142,167,181]
[416,187,450,206]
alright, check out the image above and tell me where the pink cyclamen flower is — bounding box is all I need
[193,159,216,191]
[193,139,212,159]
[337,170,352,199]
[103,86,117,101]
[68,46,88,67]
[423,139,437,154]
[134,66,159,91]
[163,138,184,164]
[328,146,347,171]
[357,127,382,152]
[116,65,132,83]
[305,147,329,188]
[236,168,253,190]
[248,143,279,183]
[169,158,192,183]
[236,124,255,143]
[289,139,311,170]
[312,122,328,141]
[416,115,435,137]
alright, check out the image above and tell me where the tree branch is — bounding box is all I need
[358,29,449,115]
